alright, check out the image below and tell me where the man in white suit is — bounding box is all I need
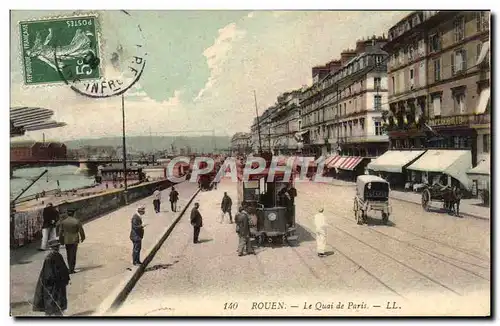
[314,208,327,257]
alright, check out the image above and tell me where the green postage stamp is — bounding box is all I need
[19,15,101,85]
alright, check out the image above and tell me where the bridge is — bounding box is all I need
[10,158,156,171]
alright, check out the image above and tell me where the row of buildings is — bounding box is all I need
[233,11,490,199]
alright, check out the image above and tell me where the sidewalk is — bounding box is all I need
[10,181,198,316]
[389,190,490,220]
[327,178,490,220]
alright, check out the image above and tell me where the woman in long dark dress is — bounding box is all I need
[33,239,70,316]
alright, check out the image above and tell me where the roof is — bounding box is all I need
[10,140,37,148]
[10,107,66,134]
[357,175,388,184]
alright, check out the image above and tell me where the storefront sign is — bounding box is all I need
[427,115,471,127]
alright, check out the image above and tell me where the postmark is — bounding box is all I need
[55,10,147,98]
[19,14,101,86]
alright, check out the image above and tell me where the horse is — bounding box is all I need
[442,187,462,216]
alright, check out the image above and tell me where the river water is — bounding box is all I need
[10,165,96,200]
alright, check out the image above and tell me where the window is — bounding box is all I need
[451,49,467,74]
[409,69,414,87]
[375,56,383,64]
[454,17,465,42]
[360,80,364,90]
[408,45,414,61]
[476,12,489,32]
[374,77,381,90]
[432,94,442,116]
[453,92,466,114]
[477,42,483,61]
[429,33,440,52]
[374,121,382,136]
[433,58,441,82]
[483,134,490,153]
[418,39,425,56]
[374,95,382,110]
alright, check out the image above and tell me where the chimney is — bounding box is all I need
[326,60,342,74]
[312,65,330,81]
[355,40,366,55]
[340,49,357,66]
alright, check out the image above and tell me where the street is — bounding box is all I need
[10,181,198,316]
[112,178,490,316]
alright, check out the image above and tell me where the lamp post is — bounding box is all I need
[121,93,128,204]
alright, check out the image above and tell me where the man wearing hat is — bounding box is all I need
[130,205,147,265]
[40,203,59,251]
[33,239,70,316]
[58,208,86,273]
[235,206,255,256]
[190,202,203,244]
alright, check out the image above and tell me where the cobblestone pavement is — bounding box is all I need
[113,178,490,316]
[10,181,198,316]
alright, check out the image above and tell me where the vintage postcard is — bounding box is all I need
[9,9,491,317]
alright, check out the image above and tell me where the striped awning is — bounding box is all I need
[324,155,339,166]
[338,156,364,170]
[326,155,342,168]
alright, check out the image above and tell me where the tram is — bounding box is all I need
[236,153,299,246]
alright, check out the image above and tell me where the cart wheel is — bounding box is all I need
[382,213,389,224]
[257,235,264,246]
[422,189,431,211]
[356,209,363,225]
[353,199,358,212]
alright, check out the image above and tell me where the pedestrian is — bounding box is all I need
[58,209,86,274]
[130,205,147,266]
[39,203,59,251]
[153,188,161,213]
[235,206,255,256]
[220,192,233,223]
[32,239,70,316]
[314,208,327,257]
[190,202,203,244]
[169,186,179,212]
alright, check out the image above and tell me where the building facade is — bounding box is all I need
[381,10,490,195]
[231,132,252,155]
[299,36,390,177]
[11,141,67,161]
[250,89,302,155]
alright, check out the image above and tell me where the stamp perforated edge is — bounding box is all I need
[16,11,103,90]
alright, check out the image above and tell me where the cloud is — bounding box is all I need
[194,22,247,102]
[10,11,409,141]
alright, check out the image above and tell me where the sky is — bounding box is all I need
[10,10,409,141]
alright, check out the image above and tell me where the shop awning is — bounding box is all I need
[475,87,490,114]
[324,155,339,167]
[407,150,472,189]
[367,150,425,173]
[338,156,364,171]
[330,156,347,169]
[326,155,342,168]
[467,159,490,177]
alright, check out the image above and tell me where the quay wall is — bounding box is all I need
[11,179,179,248]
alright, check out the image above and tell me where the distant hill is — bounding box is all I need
[64,136,231,153]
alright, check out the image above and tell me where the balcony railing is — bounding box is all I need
[338,134,389,143]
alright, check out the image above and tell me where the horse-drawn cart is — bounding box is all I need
[421,184,462,216]
[353,175,392,225]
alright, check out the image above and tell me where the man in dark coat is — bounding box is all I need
[130,205,146,265]
[33,239,70,316]
[235,206,255,256]
[190,202,203,244]
[220,192,233,223]
[169,187,179,212]
[40,203,59,251]
[58,209,86,274]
